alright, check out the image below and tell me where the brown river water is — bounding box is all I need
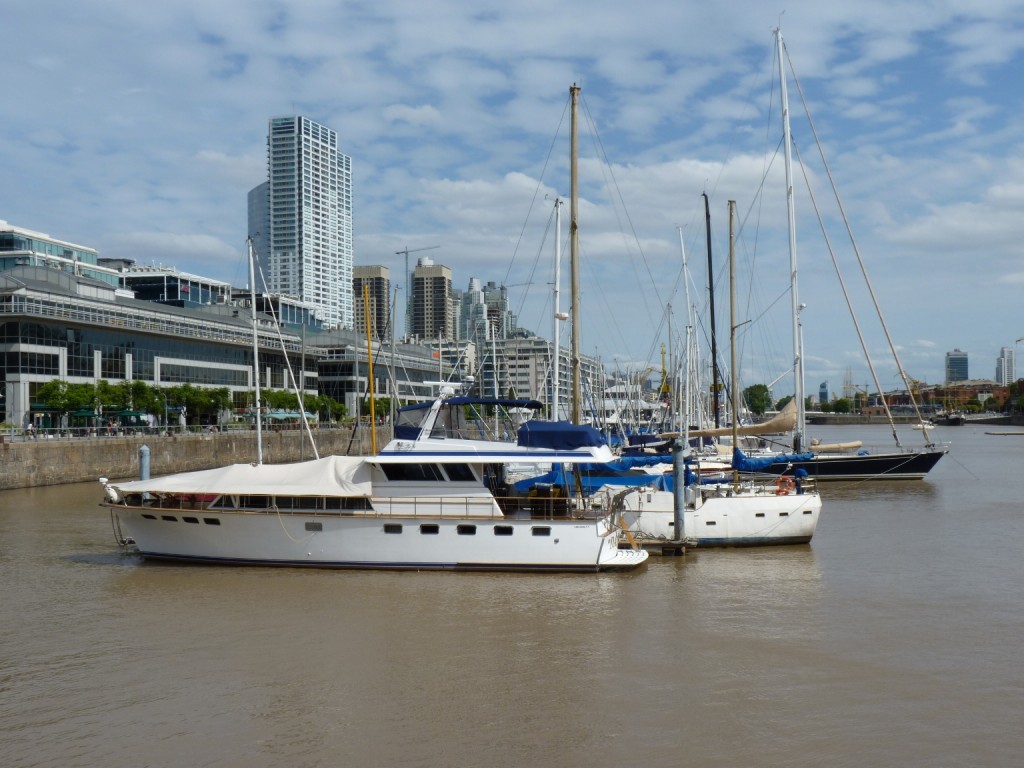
[1,423,1022,767]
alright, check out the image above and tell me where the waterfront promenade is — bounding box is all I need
[0,424,391,491]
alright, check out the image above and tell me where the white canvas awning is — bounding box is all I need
[109,455,373,497]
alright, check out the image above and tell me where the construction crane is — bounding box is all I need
[395,245,439,338]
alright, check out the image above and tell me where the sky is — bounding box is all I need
[3,0,1024,396]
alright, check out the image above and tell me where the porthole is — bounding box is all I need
[305,521,323,532]
[384,523,403,534]
[457,524,477,536]
[494,525,513,536]
[420,524,439,535]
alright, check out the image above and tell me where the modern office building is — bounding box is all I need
[0,219,453,428]
[248,116,353,329]
[0,265,318,428]
[409,257,453,342]
[945,348,969,384]
[1,219,119,287]
[118,264,232,308]
[352,265,391,342]
[996,346,1015,386]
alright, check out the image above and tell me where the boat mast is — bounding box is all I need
[552,197,563,420]
[776,27,806,452]
[364,282,378,454]
[247,238,264,466]
[729,200,740,488]
[569,84,582,425]
[702,192,721,428]
[678,226,693,444]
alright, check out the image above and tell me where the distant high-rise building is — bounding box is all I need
[353,265,391,342]
[410,257,453,341]
[248,116,353,328]
[996,346,1016,386]
[818,381,829,405]
[945,348,969,384]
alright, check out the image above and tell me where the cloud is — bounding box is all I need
[2,0,1024,388]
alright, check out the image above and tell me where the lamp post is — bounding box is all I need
[159,390,168,433]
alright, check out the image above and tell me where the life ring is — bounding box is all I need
[775,476,795,495]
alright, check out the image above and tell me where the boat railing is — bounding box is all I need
[116,492,578,521]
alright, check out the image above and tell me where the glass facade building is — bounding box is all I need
[945,348,969,384]
[0,267,317,427]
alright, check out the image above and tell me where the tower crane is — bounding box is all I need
[395,245,439,338]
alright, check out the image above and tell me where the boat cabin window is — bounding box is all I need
[494,525,513,536]
[457,524,477,536]
[384,523,403,534]
[323,496,373,511]
[305,522,323,532]
[531,526,551,537]
[239,495,272,509]
[380,463,445,482]
[183,516,199,524]
[420,524,439,535]
[442,463,477,482]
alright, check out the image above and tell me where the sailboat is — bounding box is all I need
[513,185,822,548]
[732,29,947,482]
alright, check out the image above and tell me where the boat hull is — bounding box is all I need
[759,448,947,481]
[618,487,821,548]
[111,507,648,572]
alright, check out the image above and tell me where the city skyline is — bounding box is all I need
[3,2,1024,389]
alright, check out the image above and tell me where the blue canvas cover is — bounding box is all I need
[516,420,607,450]
[732,446,815,471]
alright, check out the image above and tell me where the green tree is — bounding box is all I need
[832,398,852,414]
[34,380,71,413]
[742,384,772,415]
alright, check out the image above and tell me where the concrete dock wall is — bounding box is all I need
[0,427,391,490]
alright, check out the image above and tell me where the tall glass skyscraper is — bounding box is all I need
[945,348,969,384]
[996,346,1015,386]
[248,116,353,329]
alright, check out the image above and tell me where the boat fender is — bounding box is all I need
[775,476,795,495]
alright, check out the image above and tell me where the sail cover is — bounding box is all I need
[517,420,608,450]
[731,447,815,472]
[108,455,374,497]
